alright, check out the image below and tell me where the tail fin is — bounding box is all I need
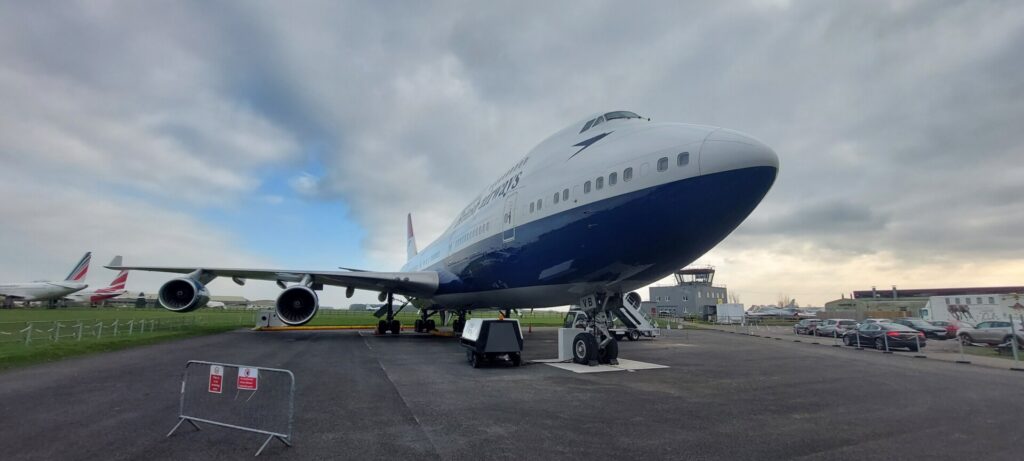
[406,213,418,261]
[104,269,128,291]
[64,252,91,282]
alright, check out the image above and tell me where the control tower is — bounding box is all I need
[648,266,728,318]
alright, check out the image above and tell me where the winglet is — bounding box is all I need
[65,252,91,282]
[406,213,418,261]
[106,255,123,269]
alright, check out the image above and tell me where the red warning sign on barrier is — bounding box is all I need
[237,366,259,391]
[208,365,223,393]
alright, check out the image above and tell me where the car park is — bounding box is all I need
[892,318,949,340]
[815,319,856,337]
[928,320,964,339]
[793,319,822,335]
[957,321,1024,346]
[843,322,926,351]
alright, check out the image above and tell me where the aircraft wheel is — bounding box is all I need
[469,352,482,368]
[425,319,436,331]
[389,319,401,334]
[598,338,619,364]
[414,319,424,333]
[376,320,387,335]
[572,332,598,365]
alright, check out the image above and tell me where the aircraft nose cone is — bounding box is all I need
[699,128,779,175]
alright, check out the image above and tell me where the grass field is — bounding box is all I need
[0,307,570,370]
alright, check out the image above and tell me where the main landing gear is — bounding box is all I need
[571,293,622,366]
[375,292,402,335]
[413,311,437,333]
[452,312,467,335]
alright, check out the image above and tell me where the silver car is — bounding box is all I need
[958,321,1024,346]
[816,319,857,337]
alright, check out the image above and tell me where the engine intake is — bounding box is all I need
[276,286,319,326]
[158,278,210,312]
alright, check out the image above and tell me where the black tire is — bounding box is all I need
[389,319,401,334]
[598,338,619,364]
[960,334,973,345]
[469,352,481,368]
[875,338,886,351]
[572,332,599,365]
[377,320,387,335]
[628,329,640,341]
[844,335,853,346]
[510,353,522,367]
[454,319,465,334]
[425,319,436,331]
[414,319,424,333]
[1002,336,1014,346]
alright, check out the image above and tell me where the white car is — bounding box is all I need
[957,321,1024,346]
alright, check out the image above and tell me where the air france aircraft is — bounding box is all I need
[0,252,91,307]
[108,111,778,365]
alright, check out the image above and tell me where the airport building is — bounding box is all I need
[822,285,1024,320]
[647,267,728,319]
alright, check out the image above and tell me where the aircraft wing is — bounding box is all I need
[105,257,439,297]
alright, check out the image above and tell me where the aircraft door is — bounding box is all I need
[502,192,517,242]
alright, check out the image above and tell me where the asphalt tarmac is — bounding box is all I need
[1,326,1022,460]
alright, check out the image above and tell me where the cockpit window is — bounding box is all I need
[604,111,641,121]
[581,111,642,134]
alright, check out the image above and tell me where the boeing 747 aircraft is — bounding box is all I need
[108,111,778,365]
[0,252,91,307]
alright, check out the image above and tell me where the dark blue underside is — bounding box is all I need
[429,166,777,297]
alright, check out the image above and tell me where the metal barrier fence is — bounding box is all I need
[168,360,295,456]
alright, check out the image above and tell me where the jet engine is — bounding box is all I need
[276,286,319,326]
[157,278,210,312]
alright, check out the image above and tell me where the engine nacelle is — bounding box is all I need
[158,278,210,312]
[276,286,319,326]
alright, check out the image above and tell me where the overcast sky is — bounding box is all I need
[1,0,1022,308]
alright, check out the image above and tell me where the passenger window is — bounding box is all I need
[562,189,569,201]
[553,192,559,204]
[677,152,689,166]
[584,181,591,193]
[536,199,542,211]
[530,202,535,213]
[657,157,668,172]
[623,167,633,182]
[596,177,603,190]
[609,172,617,185]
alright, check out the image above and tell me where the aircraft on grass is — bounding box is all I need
[0,252,91,307]
[64,268,129,305]
[107,110,778,366]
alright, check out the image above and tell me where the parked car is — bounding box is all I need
[957,321,1024,346]
[793,319,823,335]
[816,319,857,337]
[843,322,926,351]
[859,318,892,326]
[928,320,965,339]
[893,318,949,340]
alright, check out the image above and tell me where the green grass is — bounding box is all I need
[0,307,570,370]
[0,325,240,371]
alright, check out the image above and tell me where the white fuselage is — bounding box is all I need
[402,113,778,310]
[0,281,88,302]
